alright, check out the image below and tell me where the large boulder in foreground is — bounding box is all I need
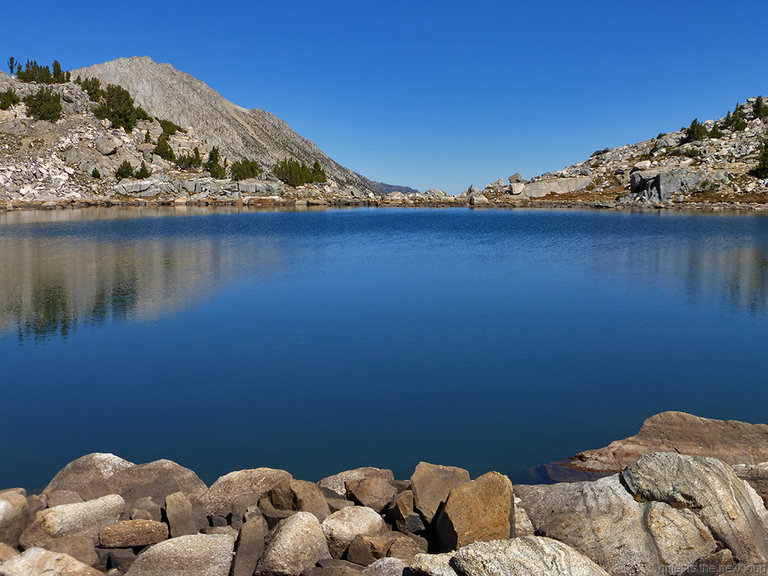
[569,411,768,474]
[20,495,125,548]
[0,488,29,547]
[255,511,329,576]
[434,471,514,552]
[0,547,104,576]
[621,452,768,565]
[125,533,235,576]
[516,473,716,576]
[410,462,470,525]
[42,454,207,512]
[202,468,292,517]
[452,537,610,576]
[321,506,387,559]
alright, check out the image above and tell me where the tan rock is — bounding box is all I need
[0,547,105,576]
[346,533,396,566]
[434,471,514,551]
[203,468,292,517]
[410,462,470,524]
[346,477,396,514]
[99,519,168,548]
[569,411,768,474]
[20,495,125,548]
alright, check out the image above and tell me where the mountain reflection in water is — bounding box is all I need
[0,208,284,340]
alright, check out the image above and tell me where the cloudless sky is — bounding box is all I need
[4,1,768,192]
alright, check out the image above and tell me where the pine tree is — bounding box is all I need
[754,96,768,119]
[754,143,768,179]
[115,161,135,180]
[7,57,15,76]
[52,60,65,83]
[134,161,152,179]
[686,118,708,142]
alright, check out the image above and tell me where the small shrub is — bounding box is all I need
[273,158,326,186]
[91,167,101,179]
[656,132,667,139]
[590,148,609,157]
[134,161,151,179]
[143,131,152,143]
[158,118,184,136]
[684,149,700,158]
[0,88,20,110]
[115,160,135,180]
[231,158,262,181]
[24,88,62,121]
[175,147,202,170]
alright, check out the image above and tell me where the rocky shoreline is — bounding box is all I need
[2,411,768,576]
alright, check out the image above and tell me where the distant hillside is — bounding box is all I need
[71,57,380,193]
[371,181,421,195]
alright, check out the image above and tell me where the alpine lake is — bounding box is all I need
[2,206,768,490]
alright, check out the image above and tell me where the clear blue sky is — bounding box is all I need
[4,1,768,192]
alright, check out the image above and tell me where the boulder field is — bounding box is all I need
[2,412,768,576]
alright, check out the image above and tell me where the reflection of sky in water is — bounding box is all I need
[2,207,768,491]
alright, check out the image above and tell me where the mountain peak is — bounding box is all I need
[70,57,376,192]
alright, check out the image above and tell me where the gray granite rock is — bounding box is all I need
[453,537,610,576]
[516,474,716,575]
[321,506,388,559]
[621,452,768,564]
[362,557,406,576]
[125,533,235,576]
[255,512,329,576]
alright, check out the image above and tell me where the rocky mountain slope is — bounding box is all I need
[470,97,768,206]
[70,57,380,194]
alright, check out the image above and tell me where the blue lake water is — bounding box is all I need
[2,206,768,491]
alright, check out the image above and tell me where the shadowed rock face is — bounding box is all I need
[70,56,378,193]
[567,411,768,474]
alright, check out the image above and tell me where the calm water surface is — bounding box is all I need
[2,206,768,490]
